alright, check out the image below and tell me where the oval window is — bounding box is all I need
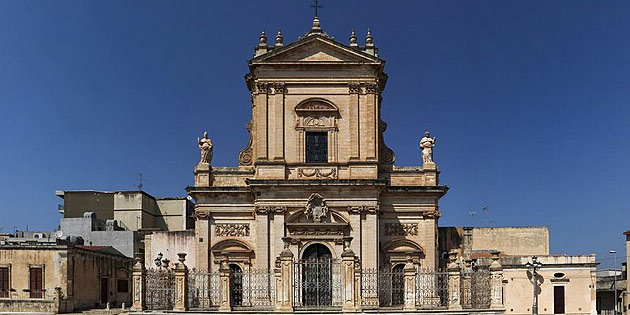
[554,272,565,278]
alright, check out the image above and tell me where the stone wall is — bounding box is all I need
[145,230,197,270]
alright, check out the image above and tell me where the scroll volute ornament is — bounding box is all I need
[238,121,253,166]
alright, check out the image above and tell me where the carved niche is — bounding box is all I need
[304,193,328,223]
[215,224,250,237]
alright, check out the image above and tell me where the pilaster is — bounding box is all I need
[173,253,188,311]
[131,257,145,311]
[277,237,294,312]
[404,259,417,310]
[218,260,231,311]
[447,251,462,310]
[341,237,358,312]
[489,251,504,309]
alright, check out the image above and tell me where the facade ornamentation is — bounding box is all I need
[305,193,328,222]
[238,121,253,166]
[420,131,436,165]
[424,211,441,219]
[194,210,210,220]
[297,167,337,179]
[347,205,380,214]
[255,205,287,214]
[272,82,286,94]
[384,223,419,236]
[292,230,342,236]
[364,82,378,94]
[215,223,250,237]
[255,82,272,94]
[349,83,361,94]
[379,120,395,165]
[197,132,213,164]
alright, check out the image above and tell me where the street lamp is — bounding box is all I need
[525,256,543,315]
[610,250,618,315]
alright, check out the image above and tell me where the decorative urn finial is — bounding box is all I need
[349,29,357,47]
[275,29,283,46]
[258,29,267,46]
[366,29,373,45]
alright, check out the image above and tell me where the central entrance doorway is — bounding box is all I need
[298,244,333,308]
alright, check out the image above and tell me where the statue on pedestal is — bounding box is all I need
[198,131,213,164]
[420,131,436,165]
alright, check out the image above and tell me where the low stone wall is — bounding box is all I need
[0,298,57,313]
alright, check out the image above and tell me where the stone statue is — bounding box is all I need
[197,131,213,164]
[420,131,436,165]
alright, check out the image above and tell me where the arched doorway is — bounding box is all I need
[229,264,243,307]
[301,244,333,307]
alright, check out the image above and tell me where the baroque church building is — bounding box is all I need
[188,16,446,274]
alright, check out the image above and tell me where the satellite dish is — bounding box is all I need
[55,230,63,239]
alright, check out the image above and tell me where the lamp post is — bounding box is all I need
[525,256,543,315]
[610,250,618,315]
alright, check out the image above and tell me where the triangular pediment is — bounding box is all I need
[251,35,381,64]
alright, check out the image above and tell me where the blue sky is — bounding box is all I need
[0,1,629,269]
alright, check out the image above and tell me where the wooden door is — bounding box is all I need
[554,286,565,314]
[100,278,108,303]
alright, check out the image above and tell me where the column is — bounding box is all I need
[218,260,231,311]
[489,251,504,309]
[447,251,462,310]
[277,237,294,312]
[131,257,145,311]
[173,253,188,311]
[342,237,358,312]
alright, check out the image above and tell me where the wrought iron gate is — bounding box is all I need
[187,269,221,310]
[461,267,491,309]
[145,268,175,310]
[293,259,342,309]
[360,267,405,308]
[231,269,275,309]
[416,269,448,308]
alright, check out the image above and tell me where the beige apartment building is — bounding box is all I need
[0,239,132,313]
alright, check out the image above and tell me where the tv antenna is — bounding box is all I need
[135,173,144,191]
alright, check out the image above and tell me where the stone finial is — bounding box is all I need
[275,29,283,46]
[311,15,322,33]
[259,29,267,46]
[366,29,374,46]
[349,29,357,47]
[255,30,268,57]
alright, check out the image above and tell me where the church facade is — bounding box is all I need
[190,17,446,274]
[136,17,503,313]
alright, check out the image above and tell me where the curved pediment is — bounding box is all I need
[382,238,424,254]
[295,98,338,113]
[211,239,253,253]
[286,208,349,225]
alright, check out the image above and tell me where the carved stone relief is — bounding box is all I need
[255,206,287,214]
[297,167,337,179]
[384,223,419,236]
[305,193,328,223]
[215,223,250,237]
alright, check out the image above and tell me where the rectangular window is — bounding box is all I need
[554,285,565,314]
[29,267,43,298]
[306,132,328,163]
[117,279,128,293]
[0,267,8,298]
